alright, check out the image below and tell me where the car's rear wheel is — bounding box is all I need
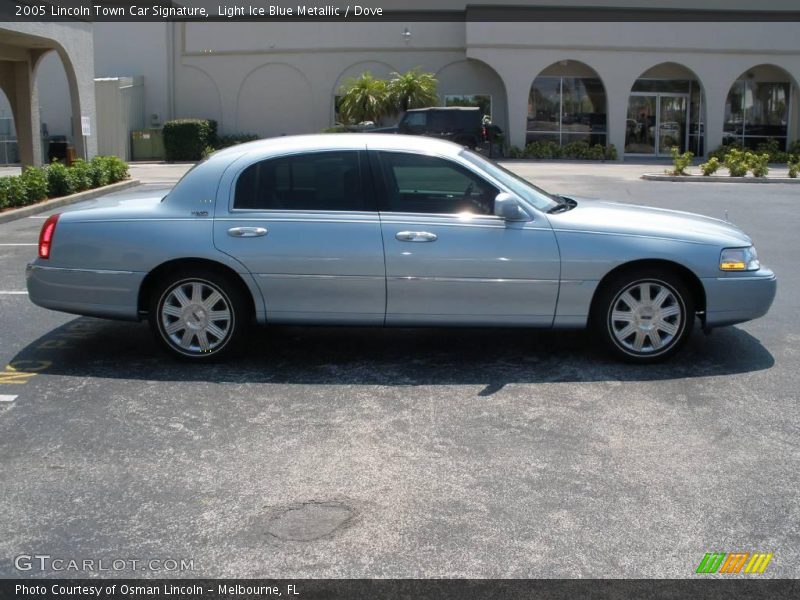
[149,269,248,360]
[592,268,694,363]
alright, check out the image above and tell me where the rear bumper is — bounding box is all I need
[702,268,777,327]
[26,263,144,321]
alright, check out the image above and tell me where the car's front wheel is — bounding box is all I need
[593,269,694,363]
[149,269,249,360]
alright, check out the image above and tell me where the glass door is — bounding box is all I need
[657,95,688,155]
[625,93,689,156]
[625,95,656,154]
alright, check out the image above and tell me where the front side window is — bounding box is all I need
[378,152,498,215]
[234,151,365,211]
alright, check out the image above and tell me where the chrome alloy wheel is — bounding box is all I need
[159,279,233,355]
[608,279,684,356]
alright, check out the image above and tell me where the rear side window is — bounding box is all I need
[234,151,366,211]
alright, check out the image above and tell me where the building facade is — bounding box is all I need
[2,1,799,162]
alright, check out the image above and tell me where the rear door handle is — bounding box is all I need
[228,226,268,238]
[395,231,437,242]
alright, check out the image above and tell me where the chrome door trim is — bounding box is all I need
[227,226,268,237]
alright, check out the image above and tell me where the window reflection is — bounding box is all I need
[724,79,791,150]
[527,77,607,146]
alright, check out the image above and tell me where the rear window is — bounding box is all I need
[234,151,366,211]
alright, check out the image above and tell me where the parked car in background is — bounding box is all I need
[370,107,500,149]
[27,134,776,363]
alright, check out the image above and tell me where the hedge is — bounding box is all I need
[163,119,216,161]
[709,139,800,164]
[508,140,618,161]
[0,156,129,210]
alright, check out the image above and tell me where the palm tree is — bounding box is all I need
[387,69,439,113]
[337,72,390,124]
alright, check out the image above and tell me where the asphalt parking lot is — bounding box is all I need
[0,162,798,578]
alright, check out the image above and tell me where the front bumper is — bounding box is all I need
[26,263,145,321]
[701,268,777,328]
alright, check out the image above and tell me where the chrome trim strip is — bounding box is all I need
[390,276,560,284]
[713,275,777,281]
[256,273,382,281]
[27,264,138,276]
[216,217,379,224]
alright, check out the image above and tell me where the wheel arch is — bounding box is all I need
[589,259,707,318]
[137,257,258,320]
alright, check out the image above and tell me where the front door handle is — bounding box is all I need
[395,231,437,242]
[228,226,268,238]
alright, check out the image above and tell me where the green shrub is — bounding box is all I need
[700,157,721,176]
[20,167,48,203]
[201,145,216,159]
[69,159,93,191]
[711,139,798,164]
[163,119,215,161]
[748,152,770,177]
[216,133,259,148]
[47,160,75,197]
[788,157,799,179]
[604,144,618,161]
[88,156,110,187]
[560,140,588,159]
[0,176,28,208]
[668,146,693,176]
[523,140,561,159]
[507,145,525,159]
[207,119,219,148]
[709,142,744,161]
[724,149,749,177]
[102,155,129,182]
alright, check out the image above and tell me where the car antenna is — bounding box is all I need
[724,209,729,222]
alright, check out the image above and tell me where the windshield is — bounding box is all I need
[459,149,560,212]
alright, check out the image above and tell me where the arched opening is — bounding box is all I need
[331,61,396,126]
[436,58,508,135]
[527,60,608,147]
[625,62,706,157]
[723,64,797,151]
[33,50,72,163]
[0,86,18,165]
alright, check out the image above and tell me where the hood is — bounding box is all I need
[547,197,751,247]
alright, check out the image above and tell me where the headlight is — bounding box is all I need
[720,246,760,271]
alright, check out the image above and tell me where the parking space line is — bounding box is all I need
[0,395,17,402]
[0,291,27,295]
[0,243,37,246]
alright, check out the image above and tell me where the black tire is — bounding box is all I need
[591,268,695,363]
[148,268,250,361]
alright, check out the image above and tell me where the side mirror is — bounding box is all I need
[494,192,531,222]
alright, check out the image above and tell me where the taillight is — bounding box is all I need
[38,214,60,259]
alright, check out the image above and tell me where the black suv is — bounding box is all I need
[370,107,501,149]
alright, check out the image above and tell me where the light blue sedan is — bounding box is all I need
[27,135,776,362]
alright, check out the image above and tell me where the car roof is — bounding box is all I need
[211,133,465,160]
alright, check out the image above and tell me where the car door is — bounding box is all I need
[372,149,560,326]
[213,149,385,324]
